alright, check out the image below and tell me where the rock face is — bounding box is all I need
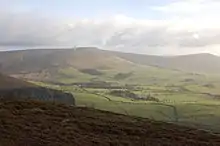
[0,87,75,105]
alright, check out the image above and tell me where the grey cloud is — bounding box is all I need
[0,12,62,46]
[172,30,220,47]
[1,11,220,55]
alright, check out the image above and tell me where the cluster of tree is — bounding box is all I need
[109,90,159,102]
[114,72,133,80]
[79,69,103,76]
[203,84,215,88]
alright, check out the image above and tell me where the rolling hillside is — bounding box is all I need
[1,100,220,146]
[0,48,138,82]
[1,47,220,84]
[0,48,134,73]
[114,51,220,74]
[0,48,220,76]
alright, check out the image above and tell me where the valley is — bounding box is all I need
[1,48,220,132]
[0,47,217,132]
[33,78,220,132]
[2,1,220,145]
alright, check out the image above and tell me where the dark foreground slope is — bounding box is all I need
[1,100,220,146]
[0,73,75,105]
[0,73,36,89]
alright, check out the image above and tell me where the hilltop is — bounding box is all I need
[0,100,220,146]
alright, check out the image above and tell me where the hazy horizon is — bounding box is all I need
[0,46,219,57]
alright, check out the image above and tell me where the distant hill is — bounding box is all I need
[0,73,75,105]
[114,51,220,74]
[0,100,220,146]
[0,48,220,83]
[0,48,134,74]
[0,48,137,82]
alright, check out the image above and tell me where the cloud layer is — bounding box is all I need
[1,0,220,55]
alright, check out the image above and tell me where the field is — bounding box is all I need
[31,64,220,133]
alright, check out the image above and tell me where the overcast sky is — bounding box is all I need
[1,0,220,55]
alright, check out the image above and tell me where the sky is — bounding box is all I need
[1,0,220,55]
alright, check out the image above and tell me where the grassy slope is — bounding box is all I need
[2,48,220,82]
[1,100,220,146]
